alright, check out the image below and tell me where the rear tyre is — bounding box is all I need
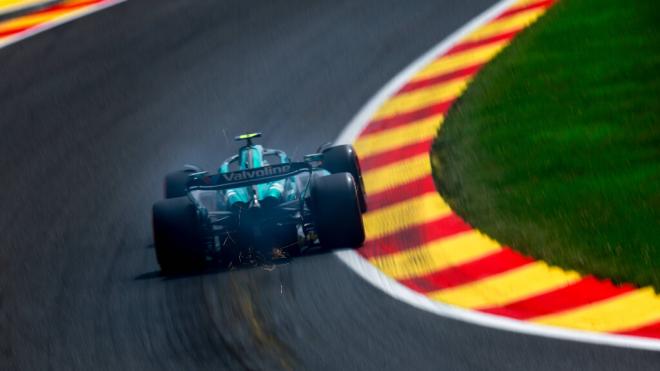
[310,173,365,249]
[164,169,194,198]
[322,145,367,212]
[153,196,207,274]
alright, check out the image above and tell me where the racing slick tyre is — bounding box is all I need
[152,196,207,274]
[310,172,365,249]
[164,169,194,198]
[321,145,367,213]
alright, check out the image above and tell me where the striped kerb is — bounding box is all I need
[353,0,660,340]
[0,0,115,42]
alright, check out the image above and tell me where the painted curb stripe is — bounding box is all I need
[396,64,483,95]
[337,0,660,345]
[0,0,123,49]
[400,247,535,292]
[445,30,518,56]
[496,0,554,19]
[410,42,510,83]
[363,192,451,241]
[362,153,431,195]
[618,322,660,338]
[0,0,53,17]
[358,139,433,173]
[429,262,581,310]
[359,99,454,136]
[354,114,441,160]
[531,288,660,332]
[366,176,436,212]
[481,276,636,320]
[360,212,472,259]
[371,77,472,121]
[0,0,99,32]
[369,230,502,280]
[463,5,547,42]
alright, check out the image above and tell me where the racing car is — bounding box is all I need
[152,133,367,274]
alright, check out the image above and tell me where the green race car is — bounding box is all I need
[152,133,367,274]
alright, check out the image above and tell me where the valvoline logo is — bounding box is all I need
[222,165,291,181]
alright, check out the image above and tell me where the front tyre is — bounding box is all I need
[310,173,365,249]
[164,169,195,198]
[152,196,207,274]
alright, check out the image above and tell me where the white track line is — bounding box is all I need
[334,0,660,351]
[0,0,125,50]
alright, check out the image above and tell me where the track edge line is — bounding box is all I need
[335,249,660,351]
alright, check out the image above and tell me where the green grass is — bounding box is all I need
[432,0,660,290]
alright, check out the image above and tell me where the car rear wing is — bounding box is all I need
[186,162,314,191]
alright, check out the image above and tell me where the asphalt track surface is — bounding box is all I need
[1,0,659,369]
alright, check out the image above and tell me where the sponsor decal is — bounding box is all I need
[223,165,291,181]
